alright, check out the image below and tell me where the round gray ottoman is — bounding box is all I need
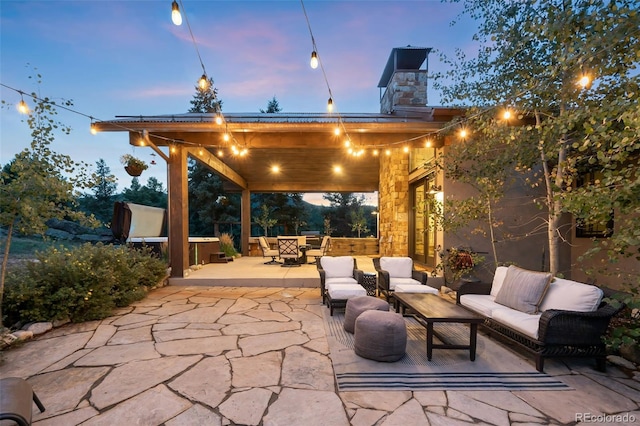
[354,310,407,362]
[344,296,389,334]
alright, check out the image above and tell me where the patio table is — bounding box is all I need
[393,293,484,361]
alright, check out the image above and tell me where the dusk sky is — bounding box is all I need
[0,0,478,204]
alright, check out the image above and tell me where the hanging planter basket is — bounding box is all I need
[125,165,144,176]
[121,154,148,177]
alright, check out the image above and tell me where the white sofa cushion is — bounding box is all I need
[489,266,510,297]
[388,277,422,291]
[325,277,357,286]
[320,256,354,278]
[394,284,439,294]
[495,266,552,314]
[459,294,508,318]
[539,277,604,312]
[327,283,366,299]
[380,257,413,278]
[491,308,542,340]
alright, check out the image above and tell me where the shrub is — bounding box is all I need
[2,243,167,325]
[219,233,238,258]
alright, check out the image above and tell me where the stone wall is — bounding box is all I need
[380,70,428,114]
[378,149,410,256]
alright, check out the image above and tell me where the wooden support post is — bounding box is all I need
[241,189,251,256]
[168,145,189,277]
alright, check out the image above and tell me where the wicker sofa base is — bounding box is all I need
[484,318,607,372]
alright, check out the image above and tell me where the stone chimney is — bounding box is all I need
[378,46,431,114]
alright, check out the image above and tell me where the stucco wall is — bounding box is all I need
[569,215,639,291]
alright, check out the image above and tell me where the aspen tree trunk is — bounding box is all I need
[536,111,565,275]
[0,219,16,330]
[487,200,499,269]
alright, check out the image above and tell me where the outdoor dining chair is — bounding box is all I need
[306,236,331,264]
[258,236,280,265]
[277,237,302,267]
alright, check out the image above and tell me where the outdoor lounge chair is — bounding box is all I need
[258,236,280,265]
[0,377,46,426]
[373,256,432,302]
[317,256,366,315]
[306,236,331,264]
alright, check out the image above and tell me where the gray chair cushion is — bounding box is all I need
[344,296,389,333]
[354,310,406,362]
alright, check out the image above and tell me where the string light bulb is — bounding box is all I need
[578,74,591,88]
[17,94,29,114]
[223,133,230,142]
[334,126,340,136]
[90,121,98,135]
[327,97,333,112]
[310,51,319,69]
[215,113,223,125]
[502,109,512,120]
[217,150,223,157]
[171,0,182,26]
[425,139,432,148]
[373,149,379,156]
[198,74,209,90]
[403,146,410,153]
[459,128,468,139]
[171,0,182,25]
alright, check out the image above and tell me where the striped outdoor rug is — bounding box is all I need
[324,310,572,391]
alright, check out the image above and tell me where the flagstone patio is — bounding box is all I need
[1,284,640,425]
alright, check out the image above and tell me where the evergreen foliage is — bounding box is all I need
[77,159,117,224]
[260,96,282,113]
[120,176,167,208]
[189,76,222,113]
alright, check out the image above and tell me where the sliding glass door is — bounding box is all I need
[410,177,437,267]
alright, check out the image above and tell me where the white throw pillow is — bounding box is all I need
[490,266,509,297]
[538,277,604,312]
[380,257,413,278]
[320,256,354,278]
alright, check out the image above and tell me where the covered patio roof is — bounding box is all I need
[95,109,460,193]
[94,107,461,277]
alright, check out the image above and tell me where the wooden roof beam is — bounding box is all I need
[186,147,247,189]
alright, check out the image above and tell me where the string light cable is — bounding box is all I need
[171,1,249,153]
[300,0,355,154]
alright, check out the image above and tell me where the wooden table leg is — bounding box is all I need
[469,323,478,361]
[427,322,434,361]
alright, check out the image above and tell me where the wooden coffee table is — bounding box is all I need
[393,293,484,361]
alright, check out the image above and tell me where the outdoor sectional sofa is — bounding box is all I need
[457,265,623,372]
